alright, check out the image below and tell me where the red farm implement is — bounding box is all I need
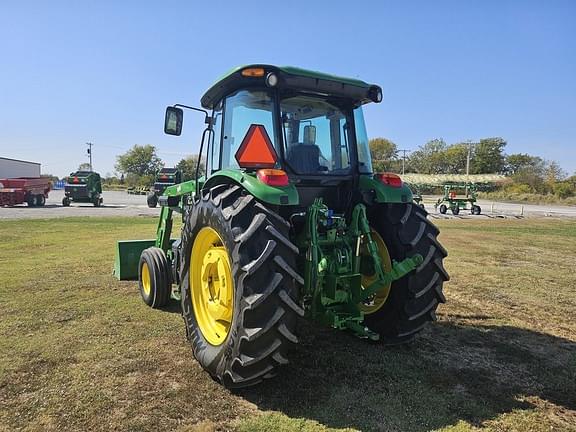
[0,177,51,207]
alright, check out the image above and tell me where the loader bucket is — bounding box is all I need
[113,239,158,280]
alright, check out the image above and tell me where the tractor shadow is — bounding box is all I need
[159,300,182,314]
[238,319,576,431]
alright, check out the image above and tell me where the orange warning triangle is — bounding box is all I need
[235,124,277,168]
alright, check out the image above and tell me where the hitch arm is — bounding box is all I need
[354,254,423,303]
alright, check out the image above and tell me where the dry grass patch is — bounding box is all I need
[0,216,574,431]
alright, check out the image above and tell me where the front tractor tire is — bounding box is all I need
[180,184,303,388]
[138,247,171,308]
[147,193,158,208]
[365,203,449,344]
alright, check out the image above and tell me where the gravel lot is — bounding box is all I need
[0,190,159,219]
[1,190,575,219]
[423,196,576,219]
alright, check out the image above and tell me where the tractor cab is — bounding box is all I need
[163,65,410,213]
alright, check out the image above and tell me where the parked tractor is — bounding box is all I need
[62,171,103,207]
[435,182,481,215]
[147,168,182,208]
[114,65,449,388]
[406,182,426,210]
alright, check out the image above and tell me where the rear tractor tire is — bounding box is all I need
[452,206,460,215]
[138,247,171,308]
[180,184,303,388]
[62,197,71,207]
[36,195,46,206]
[93,195,103,207]
[364,203,449,344]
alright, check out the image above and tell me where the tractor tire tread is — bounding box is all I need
[265,224,300,254]
[278,288,305,317]
[180,184,301,388]
[242,240,277,275]
[365,203,449,343]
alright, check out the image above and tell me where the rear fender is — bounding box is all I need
[359,175,413,204]
[203,169,299,206]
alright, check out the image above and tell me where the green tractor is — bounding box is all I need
[435,182,481,215]
[114,65,449,388]
[62,170,103,207]
[147,167,182,208]
[406,182,426,210]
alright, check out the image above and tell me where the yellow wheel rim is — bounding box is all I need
[190,227,234,346]
[359,230,393,315]
[141,261,151,296]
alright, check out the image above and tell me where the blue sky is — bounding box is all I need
[1,0,575,177]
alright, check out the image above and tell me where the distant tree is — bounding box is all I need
[78,162,91,171]
[471,138,506,174]
[443,143,468,174]
[504,153,539,176]
[369,138,399,172]
[544,161,566,185]
[510,155,547,192]
[408,139,448,174]
[553,181,574,198]
[115,145,163,177]
[176,155,206,181]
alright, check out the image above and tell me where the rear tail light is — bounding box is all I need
[374,172,403,188]
[257,169,289,187]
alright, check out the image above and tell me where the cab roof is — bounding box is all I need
[70,170,99,177]
[200,64,381,110]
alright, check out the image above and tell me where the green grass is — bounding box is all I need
[0,217,575,431]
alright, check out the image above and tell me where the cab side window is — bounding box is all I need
[221,89,276,169]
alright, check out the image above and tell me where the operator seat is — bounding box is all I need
[286,144,321,174]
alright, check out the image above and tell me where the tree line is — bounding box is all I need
[102,140,574,199]
[370,137,575,198]
[100,144,205,188]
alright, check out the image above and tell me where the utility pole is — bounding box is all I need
[86,142,93,171]
[465,140,472,179]
[398,149,410,175]
[465,140,474,197]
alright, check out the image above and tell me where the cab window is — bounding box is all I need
[220,90,277,169]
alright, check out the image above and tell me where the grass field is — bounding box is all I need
[1,216,575,432]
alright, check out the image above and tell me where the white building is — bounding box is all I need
[0,157,41,178]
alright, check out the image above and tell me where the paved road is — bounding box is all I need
[421,196,576,218]
[0,190,159,219]
[1,190,575,219]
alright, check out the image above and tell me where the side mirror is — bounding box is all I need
[164,106,183,136]
[303,125,316,145]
